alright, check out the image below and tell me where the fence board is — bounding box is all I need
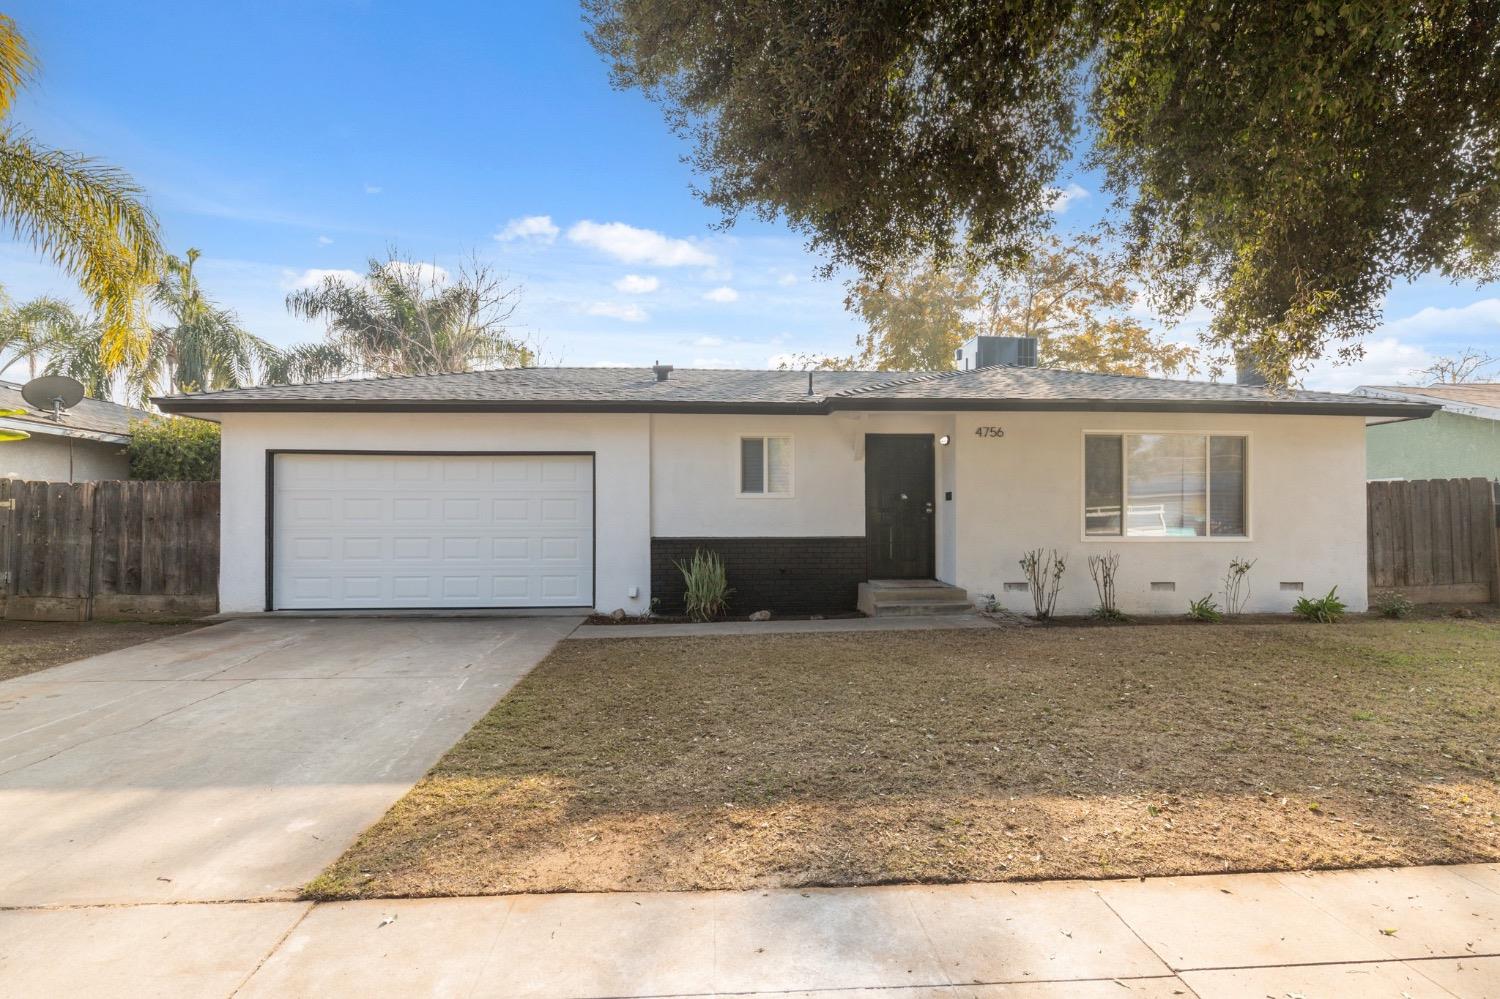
[0,479,218,620]
[1368,477,1499,604]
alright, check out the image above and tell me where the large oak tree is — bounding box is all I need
[587,1,1500,384]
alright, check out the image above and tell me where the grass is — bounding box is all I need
[308,618,1500,899]
[0,619,204,682]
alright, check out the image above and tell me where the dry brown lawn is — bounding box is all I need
[308,619,1500,899]
[0,619,204,682]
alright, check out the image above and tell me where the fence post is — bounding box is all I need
[0,478,12,614]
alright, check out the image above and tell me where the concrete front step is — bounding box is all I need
[857,580,975,617]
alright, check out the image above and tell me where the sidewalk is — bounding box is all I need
[569,613,997,639]
[3,863,1495,997]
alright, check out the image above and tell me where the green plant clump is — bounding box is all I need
[1372,591,1414,619]
[1294,587,1346,624]
[675,548,732,622]
[128,416,220,481]
[1187,595,1223,622]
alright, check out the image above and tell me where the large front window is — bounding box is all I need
[1084,433,1247,538]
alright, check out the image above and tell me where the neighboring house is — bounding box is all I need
[156,337,1434,617]
[0,380,151,482]
[1351,383,1500,481]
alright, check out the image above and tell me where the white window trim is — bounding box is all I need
[1079,430,1251,542]
[737,433,795,498]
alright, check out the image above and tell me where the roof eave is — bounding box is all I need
[153,397,830,416]
[154,395,1439,419]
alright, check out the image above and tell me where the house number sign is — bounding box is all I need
[973,426,1006,438]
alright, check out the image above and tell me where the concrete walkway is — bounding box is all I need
[0,863,1494,997]
[570,613,998,639]
[0,617,578,907]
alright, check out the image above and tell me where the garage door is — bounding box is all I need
[271,453,593,609]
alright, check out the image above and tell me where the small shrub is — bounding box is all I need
[128,416,220,481]
[1088,552,1125,620]
[1019,548,1065,620]
[1372,591,1414,619]
[675,548,732,622]
[1221,557,1256,616]
[1294,586,1346,623]
[1187,595,1223,622]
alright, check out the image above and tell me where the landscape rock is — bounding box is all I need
[749,610,772,622]
[609,608,627,621]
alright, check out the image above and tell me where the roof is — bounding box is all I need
[153,365,1436,419]
[0,380,154,443]
[1355,383,1500,420]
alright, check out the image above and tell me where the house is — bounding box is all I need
[1351,383,1500,481]
[0,380,151,482]
[155,338,1434,617]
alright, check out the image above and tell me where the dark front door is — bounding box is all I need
[864,434,936,578]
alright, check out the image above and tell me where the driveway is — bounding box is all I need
[0,616,579,907]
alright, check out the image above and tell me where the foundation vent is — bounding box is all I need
[1280,581,1305,592]
[1150,581,1176,592]
[1003,581,1030,592]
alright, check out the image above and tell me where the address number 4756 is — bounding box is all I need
[973,426,1005,438]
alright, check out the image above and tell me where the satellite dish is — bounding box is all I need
[21,375,85,422]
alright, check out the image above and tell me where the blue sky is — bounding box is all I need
[5,1,1498,390]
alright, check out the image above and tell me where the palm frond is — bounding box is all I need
[0,129,163,366]
[0,14,36,120]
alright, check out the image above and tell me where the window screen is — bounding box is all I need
[1084,435,1123,536]
[740,437,765,493]
[1209,436,1247,537]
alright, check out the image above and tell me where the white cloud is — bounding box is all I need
[495,214,560,243]
[282,267,363,291]
[693,335,725,348]
[613,274,660,294]
[776,272,799,286]
[1304,337,1434,392]
[691,357,732,368]
[585,301,649,322]
[316,235,334,246]
[567,220,717,267]
[1379,298,1500,341]
[1047,183,1090,213]
[363,183,383,195]
[703,286,739,303]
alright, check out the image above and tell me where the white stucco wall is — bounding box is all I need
[213,406,1369,616]
[1,435,129,482]
[951,411,1369,614]
[214,411,652,614]
[649,412,959,580]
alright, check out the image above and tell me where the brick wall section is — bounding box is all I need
[650,537,867,615]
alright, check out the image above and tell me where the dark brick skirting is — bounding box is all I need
[650,537,867,615]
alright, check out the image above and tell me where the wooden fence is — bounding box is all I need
[0,478,219,621]
[1367,477,1500,604]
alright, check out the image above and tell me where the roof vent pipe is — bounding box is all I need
[807,371,813,395]
[652,361,673,382]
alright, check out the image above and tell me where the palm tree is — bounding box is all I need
[0,289,76,381]
[37,305,115,400]
[146,248,278,397]
[285,251,532,376]
[0,14,163,366]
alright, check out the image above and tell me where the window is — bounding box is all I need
[1084,433,1247,538]
[740,436,792,495]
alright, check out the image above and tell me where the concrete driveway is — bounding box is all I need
[0,616,579,907]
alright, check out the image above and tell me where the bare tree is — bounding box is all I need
[1417,349,1498,385]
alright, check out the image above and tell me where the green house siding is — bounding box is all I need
[1367,410,1500,480]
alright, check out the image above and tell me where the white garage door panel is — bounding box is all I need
[273,454,593,609]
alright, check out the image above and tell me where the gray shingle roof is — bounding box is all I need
[0,380,154,439]
[152,365,1435,418]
